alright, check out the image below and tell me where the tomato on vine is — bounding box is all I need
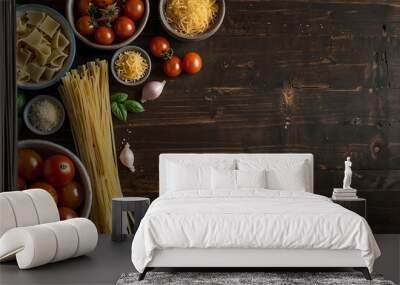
[94,26,115,45]
[163,56,182,77]
[124,0,145,21]
[77,0,91,15]
[92,0,114,8]
[149,36,172,58]
[114,16,136,39]
[182,52,202,74]
[76,15,95,36]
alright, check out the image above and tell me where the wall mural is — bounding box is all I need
[16,0,400,233]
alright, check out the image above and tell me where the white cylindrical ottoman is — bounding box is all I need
[0,218,98,269]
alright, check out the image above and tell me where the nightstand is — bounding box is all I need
[331,197,367,219]
[112,197,150,242]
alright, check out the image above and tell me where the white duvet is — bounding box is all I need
[131,190,380,273]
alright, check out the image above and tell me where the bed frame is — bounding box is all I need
[138,154,372,281]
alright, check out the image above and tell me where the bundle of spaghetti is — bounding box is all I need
[58,60,122,233]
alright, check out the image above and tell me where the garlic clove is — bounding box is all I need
[119,143,135,173]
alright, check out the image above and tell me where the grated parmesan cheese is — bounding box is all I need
[165,0,219,35]
[29,99,62,132]
[115,51,149,82]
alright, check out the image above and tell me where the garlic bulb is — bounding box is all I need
[119,143,135,172]
[141,80,166,103]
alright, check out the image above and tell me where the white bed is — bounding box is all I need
[131,154,380,280]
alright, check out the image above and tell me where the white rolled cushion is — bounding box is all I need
[0,196,17,237]
[167,162,212,192]
[0,218,97,269]
[23,189,59,224]
[236,169,267,189]
[64,218,98,257]
[0,191,39,227]
[211,168,237,191]
[0,226,57,269]
[42,221,79,262]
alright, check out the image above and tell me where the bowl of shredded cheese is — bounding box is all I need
[159,0,225,41]
[23,95,65,135]
[111,46,151,86]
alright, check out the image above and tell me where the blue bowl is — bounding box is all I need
[16,4,76,90]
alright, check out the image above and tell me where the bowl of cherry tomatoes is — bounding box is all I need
[17,140,92,220]
[66,0,149,50]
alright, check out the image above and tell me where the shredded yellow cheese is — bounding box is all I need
[165,0,218,35]
[115,51,149,82]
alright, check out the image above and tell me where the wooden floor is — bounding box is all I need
[0,235,398,285]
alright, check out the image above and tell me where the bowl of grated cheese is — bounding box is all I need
[23,95,65,135]
[111,45,152,86]
[159,0,225,41]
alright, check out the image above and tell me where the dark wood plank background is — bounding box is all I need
[19,0,400,233]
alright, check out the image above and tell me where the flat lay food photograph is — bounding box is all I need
[0,0,400,284]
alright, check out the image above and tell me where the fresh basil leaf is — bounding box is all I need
[17,93,26,115]
[112,101,124,121]
[111,93,128,103]
[118,103,128,121]
[124,100,144,113]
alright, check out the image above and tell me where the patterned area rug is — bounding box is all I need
[116,272,396,285]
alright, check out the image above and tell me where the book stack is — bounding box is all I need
[332,188,358,200]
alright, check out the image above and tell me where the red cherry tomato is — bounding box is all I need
[92,0,114,8]
[76,16,95,37]
[113,16,136,39]
[58,207,78,220]
[94,26,115,45]
[43,155,75,187]
[31,181,58,204]
[124,0,145,21]
[182,52,202,74]
[149,36,171,58]
[77,0,91,15]
[58,181,85,209]
[17,176,26,190]
[163,56,182,77]
[18,149,43,182]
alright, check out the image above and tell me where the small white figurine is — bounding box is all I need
[343,157,353,189]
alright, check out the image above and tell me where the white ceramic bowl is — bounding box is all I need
[16,5,76,90]
[18,140,92,218]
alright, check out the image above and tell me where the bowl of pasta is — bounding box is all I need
[159,0,225,41]
[16,5,76,90]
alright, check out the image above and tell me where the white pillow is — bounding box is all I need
[236,169,267,189]
[167,162,212,192]
[238,159,308,191]
[211,168,237,191]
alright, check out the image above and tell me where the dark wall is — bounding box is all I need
[20,0,400,233]
[1,0,17,192]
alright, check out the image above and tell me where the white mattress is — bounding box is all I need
[131,190,380,273]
